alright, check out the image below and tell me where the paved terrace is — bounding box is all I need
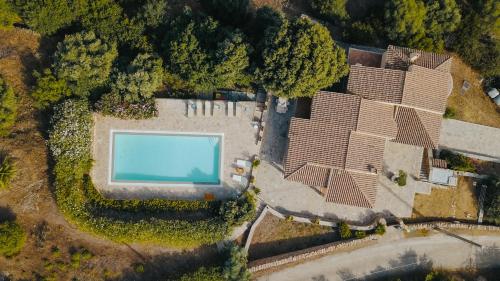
[91,98,259,200]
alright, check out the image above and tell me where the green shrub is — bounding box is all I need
[338,221,352,239]
[0,153,16,190]
[223,244,251,281]
[443,107,456,119]
[311,217,321,225]
[253,187,261,195]
[0,0,20,30]
[375,223,386,235]
[311,0,348,22]
[81,248,93,260]
[354,230,366,239]
[285,215,294,222]
[0,221,26,257]
[0,76,17,136]
[440,149,476,173]
[51,246,61,258]
[397,170,407,187]
[96,90,158,120]
[252,159,261,168]
[133,263,145,273]
[178,266,224,281]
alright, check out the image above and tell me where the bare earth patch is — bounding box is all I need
[412,177,479,220]
[248,213,338,260]
[447,55,500,128]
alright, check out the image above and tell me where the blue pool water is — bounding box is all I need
[111,132,221,184]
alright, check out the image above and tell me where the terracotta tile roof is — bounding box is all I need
[394,107,442,148]
[345,132,386,173]
[286,163,331,187]
[384,45,452,72]
[347,65,405,104]
[402,65,453,113]
[311,91,360,127]
[357,99,398,138]
[432,159,448,169]
[325,170,378,208]
[348,48,383,68]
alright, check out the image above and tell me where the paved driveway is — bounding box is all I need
[439,119,500,162]
[258,233,500,281]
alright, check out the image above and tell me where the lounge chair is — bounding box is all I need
[232,174,248,186]
[236,159,252,168]
[213,101,227,117]
[196,100,204,116]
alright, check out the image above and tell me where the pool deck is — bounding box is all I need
[91,98,259,200]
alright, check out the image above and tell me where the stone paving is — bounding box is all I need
[256,100,427,223]
[91,98,260,200]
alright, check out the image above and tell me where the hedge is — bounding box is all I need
[49,99,255,248]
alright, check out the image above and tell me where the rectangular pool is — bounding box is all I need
[110,131,222,185]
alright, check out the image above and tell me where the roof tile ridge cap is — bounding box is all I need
[346,170,374,207]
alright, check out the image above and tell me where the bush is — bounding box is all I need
[133,263,145,273]
[480,176,500,225]
[0,0,20,30]
[443,107,456,119]
[311,217,321,225]
[338,221,352,239]
[253,187,261,195]
[223,244,251,281]
[178,267,224,281]
[252,159,261,168]
[31,69,71,109]
[0,221,26,257]
[375,223,386,235]
[96,90,158,119]
[0,153,16,190]
[285,215,294,222]
[0,76,17,136]
[311,0,349,22]
[354,230,366,239]
[439,149,476,173]
[397,170,407,187]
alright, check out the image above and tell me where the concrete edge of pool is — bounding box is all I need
[107,129,225,188]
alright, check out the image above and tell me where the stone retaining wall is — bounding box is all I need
[248,235,377,273]
[406,221,500,231]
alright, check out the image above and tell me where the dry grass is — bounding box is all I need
[412,177,479,220]
[248,214,337,260]
[447,55,500,128]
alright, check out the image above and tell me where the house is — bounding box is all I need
[283,45,453,208]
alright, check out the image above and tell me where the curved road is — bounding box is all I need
[257,233,500,281]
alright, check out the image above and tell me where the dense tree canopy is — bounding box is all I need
[311,0,349,21]
[136,0,168,28]
[11,0,80,35]
[112,53,164,103]
[52,31,117,95]
[257,16,348,98]
[163,8,251,92]
[0,77,17,136]
[222,244,251,281]
[0,0,20,29]
[31,69,71,108]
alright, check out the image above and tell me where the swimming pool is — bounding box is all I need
[110,131,223,186]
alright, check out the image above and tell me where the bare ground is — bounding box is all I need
[0,29,221,281]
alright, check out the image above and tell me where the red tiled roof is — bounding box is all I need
[357,99,398,138]
[394,107,442,149]
[347,65,405,104]
[345,132,386,173]
[348,48,383,68]
[402,65,453,113]
[286,163,331,187]
[325,170,377,208]
[384,45,452,72]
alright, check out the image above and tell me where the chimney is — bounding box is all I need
[409,52,420,63]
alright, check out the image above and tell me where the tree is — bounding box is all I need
[52,31,117,96]
[219,192,256,227]
[338,221,352,239]
[0,221,26,257]
[31,69,71,108]
[0,77,17,136]
[311,0,349,22]
[112,53,164,103]
[385,0,427,48]
[222,244,251,281]
[136,0,168,28]
[12,0,80,35]
[0,0,20,30]
[425,270,454,281]
[179,267,224,281]
[257,16,348,98]
[481,176,500,224]
[163,8,251,92]
[201,0,250,27]
[0,153,15,190]
[451,0,499,77]
[424,0,461,51]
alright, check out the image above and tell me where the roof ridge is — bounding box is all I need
[395,107,435,148]
[348,171,376,208]
[414,109,439,148]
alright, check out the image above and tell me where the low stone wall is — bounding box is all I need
[248,235,377,273]
[407,221,500,231]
